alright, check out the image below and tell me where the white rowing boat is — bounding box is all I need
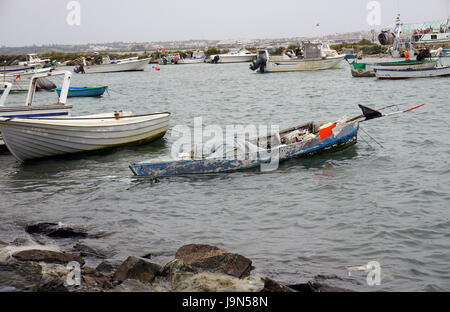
[0,111,171,161]
[375,66,450,79]
[0,70,170,160]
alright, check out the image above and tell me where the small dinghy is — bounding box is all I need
[55,86,108,97]
[375,65,450,79]
[130,104,424,178]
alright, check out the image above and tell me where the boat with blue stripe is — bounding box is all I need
[130,119,359,178]
[130,103,425,178]
[55,86,108,97]
[0,72,72,147]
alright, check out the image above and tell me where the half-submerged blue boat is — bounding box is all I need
[130,118,359,178]
[55,86,108,97]
[130,104,425,178]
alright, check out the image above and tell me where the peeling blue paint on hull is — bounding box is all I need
[130,122,359,178]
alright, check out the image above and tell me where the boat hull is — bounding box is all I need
[350,59,438,77]
[265,55,344,72]
[130,122,359,177]
[81,58,149,74]
[375,66,450,79]
[0,112,170,161]
[210,55,256,63]
[56,86,108,97]
[0,104,72,147]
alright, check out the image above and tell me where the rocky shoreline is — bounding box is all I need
[0,223,351,292]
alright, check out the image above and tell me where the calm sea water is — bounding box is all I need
[0,60,449,291]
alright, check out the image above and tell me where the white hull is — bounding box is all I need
[177,58,205,64]
[266,55,344,72]
[367,60,438,72]
[81,58,149,73]
[375,66,450,79]
[0,112,170,161]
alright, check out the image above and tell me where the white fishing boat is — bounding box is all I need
[74,56,149,74]
[374,65,450,79]
[0,71,170,161]
[207,49,257,63]
[177,51,206,64]
[412,18,450,44]
[0,72,73,146]
[18,53,52,66]
[250,42,345,73]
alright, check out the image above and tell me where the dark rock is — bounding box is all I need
[261,278,295,292]
[175,244,227,263]
[113,256,162,284]
[73,243,107,259]
[142,253,152,259]
[36,275,68,292]
[25,223,88,239]
[96,261,116,274]
[79,267,114,290]
[12,249,85,266]
[287,281,353,292]
[175,244,253,278]
[0,263,42,291]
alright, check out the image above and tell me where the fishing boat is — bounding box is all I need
[374,66,450,79]
[207,49,257,63]
[0,72,72,146]
[130,103,424,178]
[0,110,171,161]
[18,53,53,67]
[431,48,450,57]
[74,56,149,74]
[412,18,450,44]
[177,51,206,64]
[250,42,345,73]
[348,58,439,77]
[55,86,108,97]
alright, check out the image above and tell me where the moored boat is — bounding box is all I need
[207,49,257,63]
[0,111,171,161]
[250,42,345,73]
[0,71,72,146]
[56,86,108,97]
[74,56,149,74]
[374,65,450,79]
[349,58,439,77]
[130,103,424,178]
[130,120,359,177]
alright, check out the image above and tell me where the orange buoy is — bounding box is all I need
[155,67,160,71]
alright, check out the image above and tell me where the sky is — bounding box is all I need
[0,0,449,46]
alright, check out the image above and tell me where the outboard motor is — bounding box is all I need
[211,55,220,64]
[378,30,395,45]
[249,51,267,73]
[35,78,56,91]
[416,48,431,61]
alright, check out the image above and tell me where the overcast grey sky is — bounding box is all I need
[0,0,448,46]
